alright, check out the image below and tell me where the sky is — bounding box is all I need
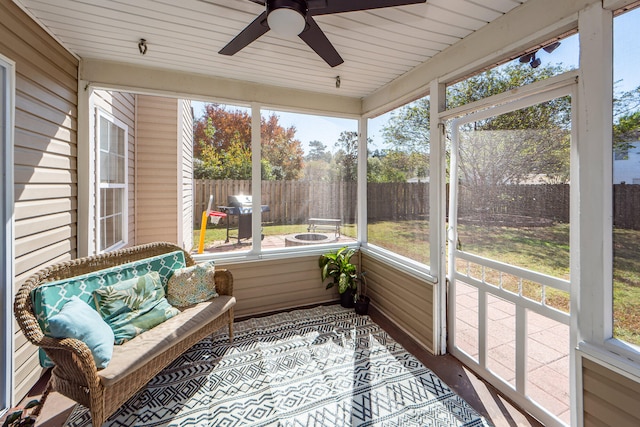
[193,8,639,156]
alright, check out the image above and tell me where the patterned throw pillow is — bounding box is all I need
[167,261,218,307]
[93,272,180,344]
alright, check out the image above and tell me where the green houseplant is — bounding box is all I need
[319,246,358,308]
[2,399,39,427]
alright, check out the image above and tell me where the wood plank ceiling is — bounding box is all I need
[14,0,527,99]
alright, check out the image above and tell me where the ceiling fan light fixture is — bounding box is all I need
[267,0,307,37]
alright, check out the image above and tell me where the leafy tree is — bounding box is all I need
[334,131,359,181]
[261,114,304,180]
[375,63,572,185]
[613,85,640,158]
[306,140,332,162]
[193,105,304,180]
[193,104,250,157]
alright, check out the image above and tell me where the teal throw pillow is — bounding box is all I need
[47,296,115,369]
[167,261,218,307]
[93,272,180,344]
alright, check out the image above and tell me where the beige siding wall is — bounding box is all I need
[361,253,434,352]
[583,357,640,426]
[135,95,179,244]
[218,256,339,318]
[92,90,136,249]
[180,99,193,250]
[0,0,79,402]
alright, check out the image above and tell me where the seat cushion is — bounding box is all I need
[32,250,187,367]
[99,295,236,386]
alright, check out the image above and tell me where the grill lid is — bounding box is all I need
[228,195,252,207]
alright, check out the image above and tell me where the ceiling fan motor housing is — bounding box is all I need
[267,0,308,17]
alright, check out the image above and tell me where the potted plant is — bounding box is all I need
[354,271,370,315]
[2,399,39,427]
[319,246,358,308]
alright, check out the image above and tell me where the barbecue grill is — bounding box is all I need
[218,195,270,244]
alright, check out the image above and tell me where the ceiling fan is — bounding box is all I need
[219,0,427,67]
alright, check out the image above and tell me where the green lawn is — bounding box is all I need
[195,220,640,345]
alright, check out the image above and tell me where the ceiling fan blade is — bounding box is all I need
[219,11,269,56]
[248,0,266,5]
[309,0,426,16]
[298,16,343,67]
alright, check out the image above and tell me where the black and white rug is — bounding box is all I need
[65,305,491,426]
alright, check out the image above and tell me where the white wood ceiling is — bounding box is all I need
[15,0,527,99]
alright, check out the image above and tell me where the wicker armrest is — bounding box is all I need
[214,269,233,296]
[39,336,102,392]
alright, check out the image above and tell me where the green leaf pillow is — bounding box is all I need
[167,261,218,307]
[93,272,180,344]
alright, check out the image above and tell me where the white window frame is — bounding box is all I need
[95,109,128,253]
[0,53,15,414]
[576,2,640,381]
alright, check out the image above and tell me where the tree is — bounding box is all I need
[261,113,304,180]
[193,104,250,158]
[306,140,332,162]
[613,85,640,158]
[376,63,572,185]
[334,131,359,181]
[193,106,304,180]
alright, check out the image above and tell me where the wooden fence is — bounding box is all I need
[194,180,640,230]
[194,179,357,227]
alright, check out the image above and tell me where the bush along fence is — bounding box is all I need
[194,180,640,230]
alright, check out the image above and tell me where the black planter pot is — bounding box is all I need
[340,289,356,308]
[354,296,370,315]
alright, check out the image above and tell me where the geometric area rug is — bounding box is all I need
[64,305,492,426]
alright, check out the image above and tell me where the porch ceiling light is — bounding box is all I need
[267,0,307,37]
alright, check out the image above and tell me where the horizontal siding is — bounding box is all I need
[583,357,640,427]
[135,95,178,244]
[1,0,79,403]
[361,253,434,352]
[218,256,338,318]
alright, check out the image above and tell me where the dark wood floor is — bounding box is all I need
[19,304,543,427]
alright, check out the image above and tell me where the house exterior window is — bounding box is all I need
[97,110,127,252]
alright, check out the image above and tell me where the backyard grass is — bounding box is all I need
[195,219,640,346]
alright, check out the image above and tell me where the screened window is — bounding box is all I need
[612,6,640,346]
[367,96,430,265]
[97,111,127,251]
[260,110,358,251]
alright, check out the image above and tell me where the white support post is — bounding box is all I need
[251,103,262,255]
[357,117,368,245]
[430,79,447,355]
[576,1,613,348]
[77,80,94,256]
[576,4,613,426]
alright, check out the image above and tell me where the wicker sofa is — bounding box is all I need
[13,242,235,427]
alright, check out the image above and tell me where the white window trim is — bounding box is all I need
[0,53,15,413]
[95,108,129,253]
